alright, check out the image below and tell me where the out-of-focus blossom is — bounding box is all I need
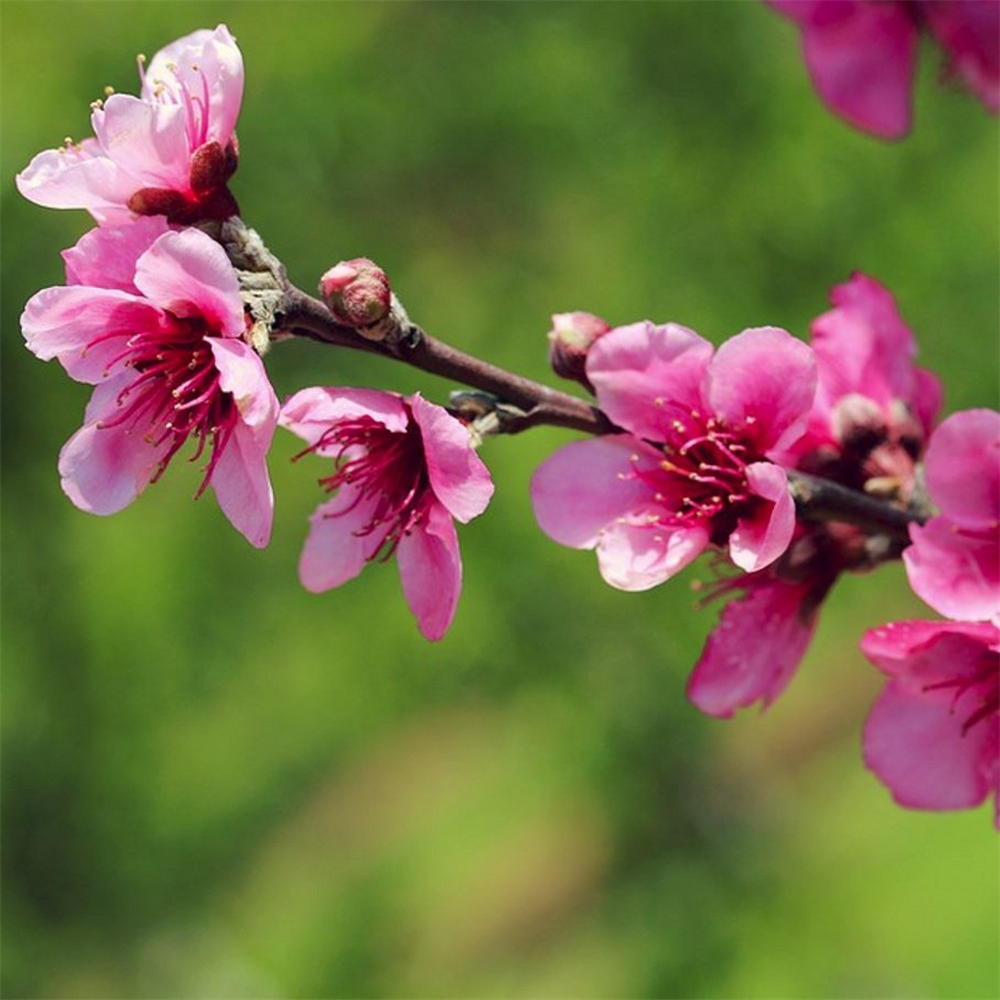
[531,323,816,591]
[904,409,1000,623]
[768,1,999,139]
[862,618,999,826]
[17,25,243,225]
[21,218,277,547]
[689,273,941,718]
[280,388,494,641]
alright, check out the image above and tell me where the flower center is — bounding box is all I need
[139,54,212,150]
[299,415,429,559]
[87,318,237,495]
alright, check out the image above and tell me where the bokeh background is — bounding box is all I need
[2,3,998,998]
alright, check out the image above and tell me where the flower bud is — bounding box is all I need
[832,392,888,455]
[320,258,392,335]
[547,311,611,389]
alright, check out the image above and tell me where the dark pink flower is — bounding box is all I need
[531,323,816,590]
[17,25,242,225]
[21,218,277,547]
[768,0,1000,138]
[861,618,999,826]
[688,273,941,718]
[279,388,494,641]
[904,409,1000,623]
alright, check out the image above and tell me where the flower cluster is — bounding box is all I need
[769,0,999,139]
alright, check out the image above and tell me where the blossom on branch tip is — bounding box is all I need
[547,311,611,390]
[861,618,999,826]
[768,0,999,139]
[21,219,278,547]
[531,322,817,591]
[16,25,243,225]
[903,409,1000,623]
[279,388,494,641]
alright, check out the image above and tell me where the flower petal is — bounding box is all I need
[62,216,170,291]
[531,435,658,549]
[396,501,463,641]
[687,578,817,718]
[860,618,1000,677]
[708,327,816,455]
[208,338,279,435]
[209,418,274,548]
[729,462,796,573]
[596,520,708,592]
[410,393,493,523]
[586,321,713,441]
[280,387,410,452]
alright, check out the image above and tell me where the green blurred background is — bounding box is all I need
[2,3,998,997]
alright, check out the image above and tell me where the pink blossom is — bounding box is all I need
[16,25,243,225]
[688,273,940,719]
[904,409,1000,623]
[861,619,999,826]
[531,323,816,591]
[21,219,277,547]
[768,1,999,139]
[279,388,494,641]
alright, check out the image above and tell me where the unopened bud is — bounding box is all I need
[832,393,887,455]
[320,258,392,336]
[548,311,611,389]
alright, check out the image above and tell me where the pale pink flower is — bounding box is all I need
[279,388,494,641]
[768,1,999,138]
[861,618,999,826]
[17,25,243,225]
[904,409,1000,623]
[21,218,277,547]
[531,323,816,591]
[688,273,941,718]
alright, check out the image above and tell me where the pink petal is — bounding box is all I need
[409,393,493,524]
[134,229,244,338]
[860,618,1000,679]
[21,285,164,383]
[863,679,997,812]
[785,0,917,139]
[707,327,816,454]
[279,387,409,452]
[209,418,274,548]
[92,94,191,189]
[924,409,1000,530]
[903,517,1000,623]
[396,501,463,641]
[298,489,388,592]
[586,321,713,441]
[15,142,136,220]
[729,462,796,572]
[58,375,169,515]
[596,520,708,591]
[531,435,659,548]
[922,0,1000,113]
[208,338,279,435]
[62,217,170,291]
[687,578,817,718]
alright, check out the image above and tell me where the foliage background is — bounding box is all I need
[2,2,997,997]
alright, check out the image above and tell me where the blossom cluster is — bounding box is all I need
[16,19,999,826]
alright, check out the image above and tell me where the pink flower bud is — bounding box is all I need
[547,311,611,388]
[319,257,392,332]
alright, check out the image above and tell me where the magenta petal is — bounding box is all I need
[209,419,274,548]
[298,489,387,592]
[410,393,494,523]
[586,321,713,440]
[729,463,795,573]
[531,435,658,549]
[280,387,409,451]
[864,679,997,812]
[134,230,244,338]
[903,518,1000,623]
[687,579,816,718]
[21,285,164,384]
[92,94,190,189]
[62,217,170,291]
[396,501,463,641]
[208,338,279,435]
[798,1,917,139]
[860,618,999,677]
[924,409,1000,530]
[58,376,167,515]
[707,327,816,454]
[596,520,708,592]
